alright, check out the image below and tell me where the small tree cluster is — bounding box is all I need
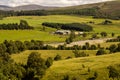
[73,49,89,58]
[107,65,120,80]
[96,49,107,56]
[42,22,93,31]
[0,20,34,30]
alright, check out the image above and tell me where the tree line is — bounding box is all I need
[0,6,119,20]
[0,20,34,30]
[42,22,93,31]
[107,36,120,42]
[0,40,120,56]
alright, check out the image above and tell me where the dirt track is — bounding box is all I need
[46,38,112,47]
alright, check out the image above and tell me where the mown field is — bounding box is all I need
[0,15,120,43]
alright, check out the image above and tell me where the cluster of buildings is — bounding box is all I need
[53,30,84,35]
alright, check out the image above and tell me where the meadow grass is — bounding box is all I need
[0,15,120,42]
[0,30,67,43]
[2,15,120,80]
[42,52,120,80]
[11,50,97,64]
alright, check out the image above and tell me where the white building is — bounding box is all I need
[54,30,71,35]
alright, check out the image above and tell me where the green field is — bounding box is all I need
[0,30,66,43]
[11,50,97,64]
[11,50,120,80]
[42,53,120,80]
[5,15,120,80]
[0,15,120,43]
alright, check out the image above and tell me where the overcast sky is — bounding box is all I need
[0,0,112,7]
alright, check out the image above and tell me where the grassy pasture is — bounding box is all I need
[0,30,66,43]
[11,49,120,80]
[11,50,97,64]
[42,52,120,80]
[0,15,120,42]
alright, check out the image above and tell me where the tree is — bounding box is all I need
[96,49,106,55]
[100,32,107,37]
[112,33,115,37]
[102,20,112,25]
[108,65,120,80]
[117,43,120,52]
[62,75,70,80]
[109,44,117,53]
[20,20,28,27]
[85,42,90,50]
[90,45,97,50]
[82,33,87,38]
[54,54,61,61]
[42,26,46,31]
[65,38,71,44]
[45,57,53,68]
[73,50,88,58]
[66,31,76,44]
[92,34,98,39]
[27,52,47,79]
[88,67,91,73]
[94,71,98,79]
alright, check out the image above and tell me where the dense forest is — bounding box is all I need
[0,6,119,20]
[42,22,93,31]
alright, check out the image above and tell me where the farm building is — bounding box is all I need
[74,32,84,35]
[54,30,71,35]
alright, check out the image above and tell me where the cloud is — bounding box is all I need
[0,0,112,7]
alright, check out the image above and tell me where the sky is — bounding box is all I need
[0,0,112,7]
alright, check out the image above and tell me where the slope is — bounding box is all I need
[42,52,120,80]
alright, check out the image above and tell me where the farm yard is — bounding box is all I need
[0,15,120,80]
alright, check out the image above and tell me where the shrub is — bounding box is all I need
[54,54,62,61]
[109,44,117,53]
[107,65,120,80]
[73,50,89,58]
[96,49,106,55]
[100,32,107,37]
[45,57,53,68]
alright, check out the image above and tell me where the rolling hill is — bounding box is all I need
[0,5,11,10]
[53,0,120,19]
[0,0,119,19]
[0,4,58,11]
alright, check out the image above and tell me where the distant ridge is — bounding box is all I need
[0,4,58,11]
[0,5,11,10]
[12,4,58,11]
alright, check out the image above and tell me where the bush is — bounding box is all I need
[54,55,62,61]
[96,49,106,56]
[27,52,47,79]
[45,57,53,68]
[73,50,89,58]
[109,44,117,53]
[90,45,97,50]
[107,65,120,80]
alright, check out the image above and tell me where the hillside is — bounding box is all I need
[0,0,119,19]
[0,5,11,10]
[0,4,58,11]
[49,0,120,19]
[42,53,120,80]
[12,4,58,11]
